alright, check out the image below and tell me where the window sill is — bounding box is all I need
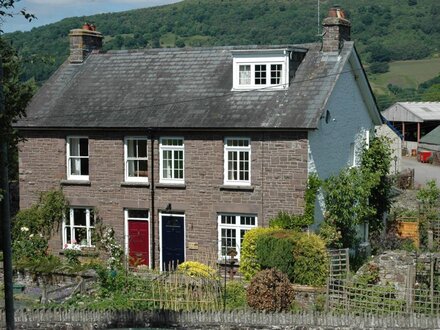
[220,185,254,192]
[121,182,150,188]
[60,180,91,186]
[156,183,186,189]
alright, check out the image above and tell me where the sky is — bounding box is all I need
[2,0,182,33]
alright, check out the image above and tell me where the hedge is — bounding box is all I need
[242,228,329,286]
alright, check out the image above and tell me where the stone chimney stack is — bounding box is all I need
[69,23,103,63]
[322,6,351,53]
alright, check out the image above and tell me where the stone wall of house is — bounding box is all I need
[18,130,308,268]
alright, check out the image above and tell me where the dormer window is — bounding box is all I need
[232,49,291,91]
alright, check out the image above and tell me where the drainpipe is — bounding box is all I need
[149,130,156,269]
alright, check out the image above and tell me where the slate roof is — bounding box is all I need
[17,42,358,130]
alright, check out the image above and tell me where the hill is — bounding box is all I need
[5,0,440,101]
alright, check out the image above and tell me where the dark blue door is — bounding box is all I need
[161,215,185,271]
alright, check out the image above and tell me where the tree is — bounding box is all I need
[322,167,379,248]
[421,84,440,101]
[360,137,392,236]
[0,0,35,33]
[0,37,35,180]
[1,3,36,328]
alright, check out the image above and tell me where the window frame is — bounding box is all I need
[66,136,89,181]
[159,137,185,184]
[224,137,251,186]
[217,213,257,261]
[63,207,95,248]
[232,52,289,91]
[124,137,149,183]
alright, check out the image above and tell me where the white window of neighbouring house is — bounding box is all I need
[67,137,89,180]
[224,137,251,185]
[160,137,184,183]
[218,214,257,260]
[63,208,94,248]
[124,137,148,182]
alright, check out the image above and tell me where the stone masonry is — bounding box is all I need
[19,130,308,268]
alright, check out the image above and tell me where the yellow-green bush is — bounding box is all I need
[240,227,279,280]
[291,233,329,286]
[242,228,329,286]
[177,261,219,280]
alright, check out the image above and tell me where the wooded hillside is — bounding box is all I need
[5,0,440,106]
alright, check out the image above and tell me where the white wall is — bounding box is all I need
[375,124,402,175]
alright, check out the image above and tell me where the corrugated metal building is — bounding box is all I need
[382,102,440,143]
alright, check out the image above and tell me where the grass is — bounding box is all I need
[369,57,440,95]
[160,32,176,47]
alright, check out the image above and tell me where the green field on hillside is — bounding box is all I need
[369,57,440,95]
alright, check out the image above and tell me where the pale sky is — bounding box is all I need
[2,0,182,33]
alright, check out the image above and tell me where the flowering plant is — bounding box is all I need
[100,228,124,270]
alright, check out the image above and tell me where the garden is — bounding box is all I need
[5,137,440,321]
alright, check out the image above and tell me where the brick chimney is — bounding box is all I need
[322,6,351,53]
[69,24,103,63]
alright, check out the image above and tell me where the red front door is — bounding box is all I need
[128,220,149,266]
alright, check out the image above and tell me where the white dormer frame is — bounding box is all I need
[232,49,290,91]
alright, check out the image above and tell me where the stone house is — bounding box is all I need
[16,7,382,270]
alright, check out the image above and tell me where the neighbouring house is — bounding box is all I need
[381,102,440,155]
[375,123,402,174]
[15,7,382,270]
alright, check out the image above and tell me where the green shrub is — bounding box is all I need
[254,231,298,280]
[13,190,68,263]
[225,281,247,310]
[318,219,342,248]
[269,211,309,230]
[240,227,279,280]
[291,234,329,286]
[249,229,328,286]
[246,268,294,312]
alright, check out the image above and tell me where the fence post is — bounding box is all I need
[406,265,414,314]
[430,255,434,314]
[325,277,330,312]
